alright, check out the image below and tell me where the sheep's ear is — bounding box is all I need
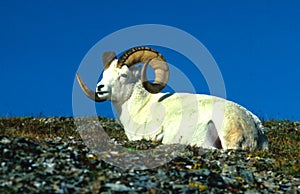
[102,52,116,68]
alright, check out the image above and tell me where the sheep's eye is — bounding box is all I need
[120,74,128,78]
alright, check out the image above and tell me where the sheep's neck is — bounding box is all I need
[112,82,152,120]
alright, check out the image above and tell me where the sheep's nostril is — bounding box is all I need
[97,84,104,91]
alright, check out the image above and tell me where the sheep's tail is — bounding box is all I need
[251,113,269,150]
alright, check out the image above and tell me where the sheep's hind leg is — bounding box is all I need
[203,121,223,149]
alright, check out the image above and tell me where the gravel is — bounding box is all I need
[0,117,299,193]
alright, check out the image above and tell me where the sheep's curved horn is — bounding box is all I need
[118,46,169,94]
[76,73,106,102]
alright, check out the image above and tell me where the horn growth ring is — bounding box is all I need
[118,46,169,94]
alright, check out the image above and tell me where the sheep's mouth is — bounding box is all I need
[97,91,109,95]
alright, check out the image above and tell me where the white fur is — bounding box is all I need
[96,60,268,150]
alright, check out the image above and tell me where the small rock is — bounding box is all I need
[263,181,279,192]
[239,170,256,183]
[199,169,211,177]
[104,183,132,191]
[222,165,237,175]
[0,137,11,144]
[280,181,292,191]
[244,190,260,194]
[208,173,226,188]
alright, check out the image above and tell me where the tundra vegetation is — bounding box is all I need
[0,116,299,193]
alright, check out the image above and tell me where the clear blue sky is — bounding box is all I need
[1,0,300,120]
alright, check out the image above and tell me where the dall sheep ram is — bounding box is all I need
[76,46,268,150]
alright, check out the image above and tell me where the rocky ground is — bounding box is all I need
[0,117,299,193]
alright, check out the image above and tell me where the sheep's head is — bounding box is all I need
[76,46,169,103]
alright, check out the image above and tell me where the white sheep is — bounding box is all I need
[76,46,268,150]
